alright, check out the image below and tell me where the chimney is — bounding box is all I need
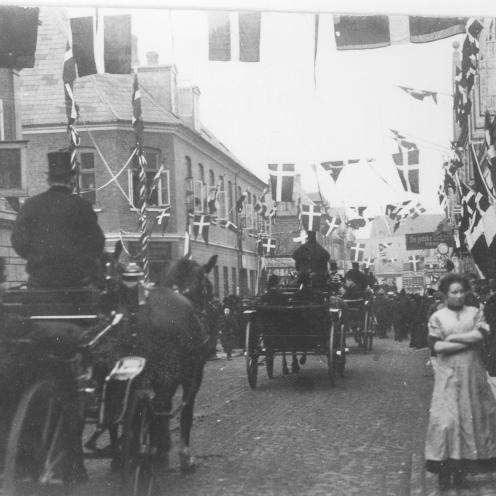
[177,86,201,131]
[146,51,159,66]
[137,63,178,114]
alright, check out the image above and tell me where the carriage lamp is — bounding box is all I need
[336,350,342,356]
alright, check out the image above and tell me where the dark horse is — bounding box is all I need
[108,252,218,473]
[0,250,218,484]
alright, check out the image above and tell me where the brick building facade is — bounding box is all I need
[17,8,266,298]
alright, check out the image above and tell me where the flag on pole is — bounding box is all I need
[0,6,39,69]
[409,255,423,271]
[156,205,171,234]
[262,237,276,255]
[378,242,392,252]
[192,214,211,244]
[470,142,495,202]
[320,160,358,182]
[300,204,322,232]
[321,215,341,237]
[268,206,277,224]
[269,164,295,202]
[350,243,366,262]
[398,85,438,103]
[392,146,420,193]
[70,14,132,76]
[363,256,375,269]
[437,183,448,210]
[254,187,268,218]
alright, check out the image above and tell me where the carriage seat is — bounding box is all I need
[2,287,103,319]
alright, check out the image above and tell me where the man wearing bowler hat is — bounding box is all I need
[12,151,105,288]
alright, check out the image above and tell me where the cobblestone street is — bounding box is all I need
[75,338,496,496]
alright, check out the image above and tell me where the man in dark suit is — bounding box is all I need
[292,230,330,288]
[12,151,105,288]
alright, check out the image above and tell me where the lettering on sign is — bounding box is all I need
[405,232,453,251]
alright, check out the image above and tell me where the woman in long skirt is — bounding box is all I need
[426,273,496,489]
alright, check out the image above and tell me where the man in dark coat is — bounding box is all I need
[11,151,105,288]
[292,230,330,288]
[344,262,369,298]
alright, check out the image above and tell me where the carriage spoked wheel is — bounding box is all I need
[327,321,336,387]
[336,324,346,378]
[121,392,155,496]
[4,379,69,496]
[265,349,274,379]
[245,321,259,389]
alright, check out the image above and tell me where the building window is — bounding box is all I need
[129,148,170,207]
[228,180,234,221]
[209,169,215,186]
[198,163,205,184]
[78,151,96,204]
[185,156,192,178]
[223,266,229,298]
[231,267,237,295]
[0,141,27,196]
[193,179,205,212]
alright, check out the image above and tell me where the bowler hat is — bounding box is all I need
[47,151,75,178]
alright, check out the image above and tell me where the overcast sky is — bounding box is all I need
[66,4,470,213]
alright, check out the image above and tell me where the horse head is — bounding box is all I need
[164,255,217,312]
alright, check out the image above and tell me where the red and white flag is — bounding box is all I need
[269,164,295,202]
[350,243,366,262]
[300,204,322,232]
[262,237,276,256]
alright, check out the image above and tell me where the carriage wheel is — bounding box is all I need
[265,350,274,379]
[4,379,69,496]
[121,392,155,496]
[327,321,336,387]
[337,324,346,377]
[245,321,258,389]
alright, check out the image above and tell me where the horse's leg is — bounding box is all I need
[282,351,289,375]
[179,365,204,474]
[152,383,175,473]
[291,351,300,373]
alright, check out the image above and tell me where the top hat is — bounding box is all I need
[47,151,75,178]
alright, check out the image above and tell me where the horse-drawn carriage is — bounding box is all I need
[243,286,347,388]
[0,266,156,496]
[0,251,217,496]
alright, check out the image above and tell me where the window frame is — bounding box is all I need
[78,148,97,205]
[0,140,28,197]
[128,147,170,209]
